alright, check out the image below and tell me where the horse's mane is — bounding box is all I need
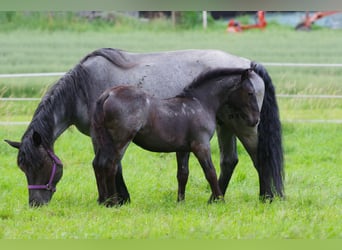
[178,67,248,97]
[23,63,90,147]
[23,48,135,148]
[80,48,136,69]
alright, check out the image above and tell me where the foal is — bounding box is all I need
[92,68,260,206]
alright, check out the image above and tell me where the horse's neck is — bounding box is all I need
[51,104,74,140]
[30,105,73,148]
[28,87,80,147]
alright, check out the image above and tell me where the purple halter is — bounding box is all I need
[28,150,62,193]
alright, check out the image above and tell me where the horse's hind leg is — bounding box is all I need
[115,162,131,205]
[92,138,130,205]
[176,152,190,202]
[92,149,119,206]
[92,159,108,204]
[92,137,133,207]
[191,142,224,203]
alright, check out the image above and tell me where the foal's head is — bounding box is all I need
[227,68,260,127]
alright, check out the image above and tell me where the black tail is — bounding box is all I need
[252,61,284,197]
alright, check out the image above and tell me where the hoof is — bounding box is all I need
[259,194,274,203]
[177,194,185,203]
[98,195,130,207]
[208,195,225,204]
[118,196,131,206]
[103,197,121,207]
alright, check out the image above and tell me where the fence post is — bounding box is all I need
[202,11,207,29]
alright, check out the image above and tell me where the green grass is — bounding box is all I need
[0,18,342,239]
[0,123,341,239]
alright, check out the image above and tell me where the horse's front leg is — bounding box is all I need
[191,142,224,203]
[216,123,239,197]
[236,125,274,201]
[176,152,190,202]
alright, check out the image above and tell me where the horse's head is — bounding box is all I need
[228,68,260,127]
[5,131,63,207]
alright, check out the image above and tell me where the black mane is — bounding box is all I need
[23,63,90,148]
[80,48,135,69]
[178,67,248,97]
[22,48,131,150]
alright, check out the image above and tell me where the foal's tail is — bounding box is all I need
[252,61,284,198]
[92,91,112,151]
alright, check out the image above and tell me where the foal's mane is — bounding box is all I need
[178,67,248,97]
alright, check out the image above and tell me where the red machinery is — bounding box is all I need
[295,11,341,30]
[227,11,267,33]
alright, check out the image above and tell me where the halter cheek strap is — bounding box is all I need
[27,150,62,193]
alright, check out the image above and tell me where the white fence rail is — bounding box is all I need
[0,72,65,78]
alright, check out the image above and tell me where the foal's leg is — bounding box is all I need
[115,162,131,205]
[92,138,133,207]
[93,160,129,205]
[92,162,108,204]
[104,139,133,207]
[191,142,224,203]
[91,141,109,204]
[176,152,190,202]
[92,149,119,206]
[92,137,130,205]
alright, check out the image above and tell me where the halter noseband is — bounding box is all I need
[27,150,62,193]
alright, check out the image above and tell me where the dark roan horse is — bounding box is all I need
[5,48,284,207]
[92,68,260,205]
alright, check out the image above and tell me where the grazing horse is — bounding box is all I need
[5,48,284,207]
[92,68,260,205]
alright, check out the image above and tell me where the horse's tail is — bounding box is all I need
[252,61,284,198]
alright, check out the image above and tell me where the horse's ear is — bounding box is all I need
[250,61,257,71]
[241,69,250,81]
[32,131,42,147]
[4,139,21,149]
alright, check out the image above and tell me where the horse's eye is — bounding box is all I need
[18,152,25,164]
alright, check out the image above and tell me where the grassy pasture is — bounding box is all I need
[0,25,341,239]
[0,124,341,239]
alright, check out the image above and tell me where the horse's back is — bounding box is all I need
[82,49,252,99]
[83,48,264,136]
